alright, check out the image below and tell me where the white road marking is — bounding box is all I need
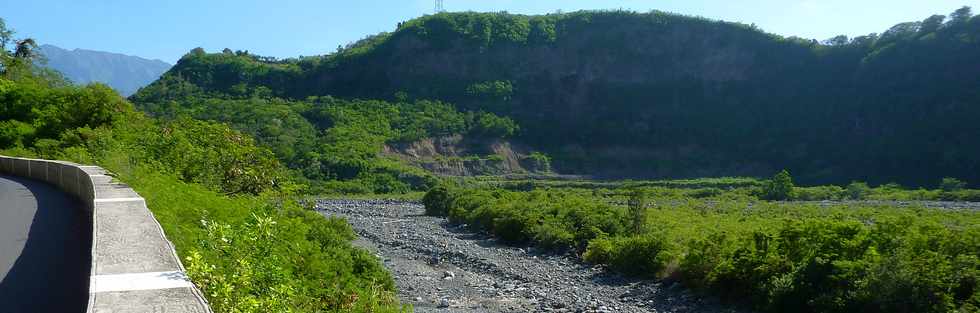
[90,271,193,293]
[94,197,144,203]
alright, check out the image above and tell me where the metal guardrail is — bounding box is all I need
[0,155,211,313]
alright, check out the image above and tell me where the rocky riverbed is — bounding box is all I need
[317,199,745,313]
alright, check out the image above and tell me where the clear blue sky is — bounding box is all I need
[2,0,977,64]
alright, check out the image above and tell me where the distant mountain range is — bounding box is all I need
[38,44,171,96]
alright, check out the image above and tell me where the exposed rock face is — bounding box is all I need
[145,11,980,185]
[300,14,817,180]
[383,135,549,176]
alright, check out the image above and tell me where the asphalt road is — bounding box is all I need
[0,175,90,312]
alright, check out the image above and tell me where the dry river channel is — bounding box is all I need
[317,199,747,313]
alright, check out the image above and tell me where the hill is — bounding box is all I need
[133,7,980,187]
[39,44,171,96]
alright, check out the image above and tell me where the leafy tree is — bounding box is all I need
[763,170,794,200]
[13,38,37,59]
[823,35,849,46]
[467,111,518,138]
[0,18,12,51]
[948,6,973,26]
[846,181,871,200]
[132,7,980,188]
[941,177,967,192]
[627,188,649,234]
[920,15,946,33]
[423,184,454,216]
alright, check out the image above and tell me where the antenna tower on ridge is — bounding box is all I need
[435,0,445,13]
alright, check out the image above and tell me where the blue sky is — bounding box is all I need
[2,0,977,64]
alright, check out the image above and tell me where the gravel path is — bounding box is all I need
[317,199,745,313]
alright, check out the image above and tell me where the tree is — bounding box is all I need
[948,6,973,26]
[823,35,849,46]
[189,47,206,56]
[13,38,37,60]
[423,184,454,216]
[920,15,945,34]
[627,188,649,234]
[879,22,921,45]
[846,181,871,200]
[940,177,967,192]
[764,170,794,200]
[0,18,13,52]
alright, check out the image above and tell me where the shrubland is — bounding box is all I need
[424,172,980,313]
[132,62,520,195]
[0,21,405,312]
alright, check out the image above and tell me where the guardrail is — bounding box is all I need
[0,155,211,313]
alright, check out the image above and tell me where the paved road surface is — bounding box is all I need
[0,175,90,312]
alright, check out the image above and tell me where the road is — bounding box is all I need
[0,175,91,312]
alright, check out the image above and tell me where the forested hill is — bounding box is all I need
[133,7,980,187]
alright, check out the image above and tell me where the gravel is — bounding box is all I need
[317,199,747,313]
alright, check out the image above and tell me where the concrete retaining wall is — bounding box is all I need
[0,155,211,313]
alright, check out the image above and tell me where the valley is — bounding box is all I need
[319,199,742,313]
[2,3,980,313]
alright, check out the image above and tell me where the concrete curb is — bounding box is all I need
[0,155,211,313]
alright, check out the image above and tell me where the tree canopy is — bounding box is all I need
[134,7,980,187]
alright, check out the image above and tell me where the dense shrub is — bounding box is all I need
[425,183,980,313]
[627,188,649,233]
[423,187,629,250]
[584,234,672,277]
[0,40,405,312]
[763,170,795,200]
[792,185,845,200]
[422,184,453,216]
[134,68,518,195]
[847,181,871,200]
[942,177,968,192]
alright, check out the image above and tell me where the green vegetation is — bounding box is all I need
[626,188,649,234]
[425,177,980,313]
[132,56,520,194]
[8,5,980,312]
[763,170,795,201]
[134,7,980,187]
[0,20,404,312]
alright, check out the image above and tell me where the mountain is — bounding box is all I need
[39,44,171,96]
[132,8,980,187]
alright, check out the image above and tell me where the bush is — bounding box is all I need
[941,177,968,192]
[627,188,649,233]
[763,170,795,200]
[792,185,845,200]
[491,210,533,244]
[422,184,454,216]
[431,184,980,313]
[0,58,407,312]
[584,234,671,277]
[847,181,871,200]
[467,111,519,138]
[531,222,575,250]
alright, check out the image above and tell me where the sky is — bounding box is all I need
[1,0,977,64]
